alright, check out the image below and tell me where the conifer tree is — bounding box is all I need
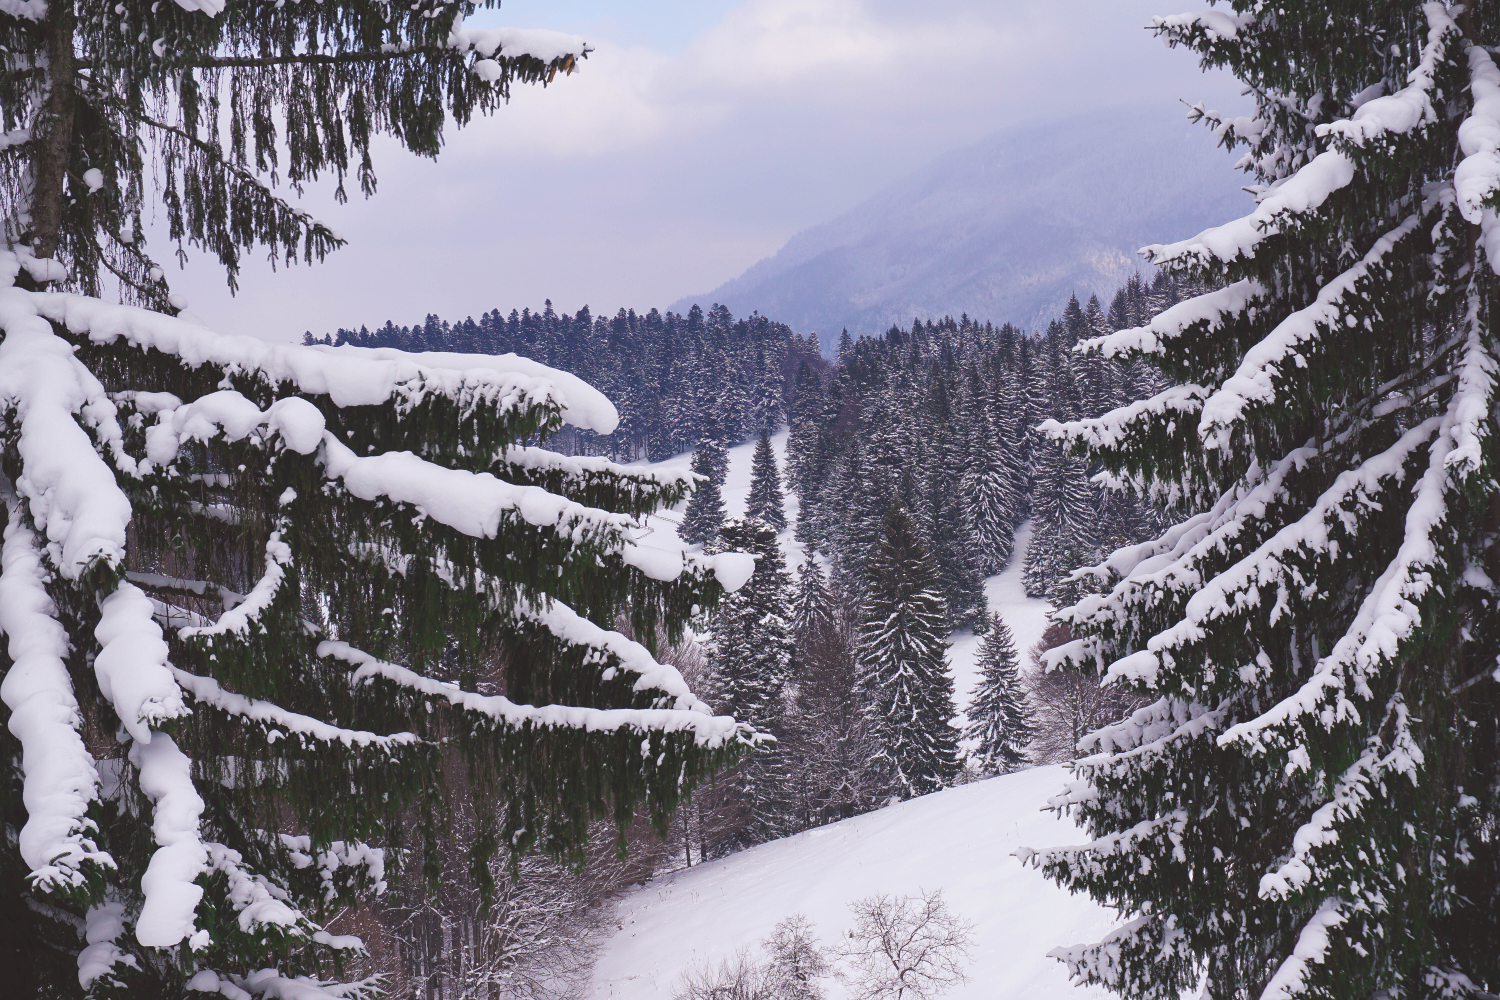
[3,0,586,309]
[709,519,794,846]
[1022,444,1096,601]
[680,439,727,547]
[963,615,1032,775]
[962,411,1022,575]
[1025,7,1500,1000]
[0,3,760,994]
[746,428,788,532]
[790,557,837,647]
[856,507,961,799]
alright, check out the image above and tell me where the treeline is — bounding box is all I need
[304,301,824,461]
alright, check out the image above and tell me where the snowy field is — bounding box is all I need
[587,766,1114,1000]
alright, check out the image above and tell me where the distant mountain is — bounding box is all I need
[674,112,1251,341]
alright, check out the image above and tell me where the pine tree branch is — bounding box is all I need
[177,46,449,70]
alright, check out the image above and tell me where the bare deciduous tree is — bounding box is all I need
[834,890,975,1000]
[764,915,831,1000]
[1024,623,1146,764]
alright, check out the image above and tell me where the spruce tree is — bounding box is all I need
[963,615,1032,775]
[709,519,794,846]
[680,440,727,547]
[1022,444,1096,601]
[3,0,585,308]
[0,4,759,994]
[790,557,837,647]
[1025,7,1500,1000]
[746,428,788,532]
[856,507,961,799]
[962,411,1022,575]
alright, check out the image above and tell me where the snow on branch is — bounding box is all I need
[1052,447,1318,680]
[0,286,134,578]
[320,435,633,542]
[0,490,114,890]
[171,666,420,751]
[1120,419,1441,688]
[94,582,189,744]
[1218,325,1492,755]
[19,280,619,433]
[1258,697,1420,901]
[1257,900,1348,1000]
[1455,41,1500,238]
[130,732,210,949]
[319,641,744,747]
[1042,384,1210,453]
[1075,280,1266,359]
[1319,3,1457,148]
[447,19,589,66]
[279,834,387,903]
[513,594,714,712]
[1197,211,1425,452]
[178,528,293,641]
[1143,152,1356,268]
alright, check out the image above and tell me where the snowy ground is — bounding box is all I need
[640,433,1053,719]
[587,766,1113,1000]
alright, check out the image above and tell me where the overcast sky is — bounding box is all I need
[167,0,1243,342]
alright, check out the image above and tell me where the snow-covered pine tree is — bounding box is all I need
[1022,443,1097,602]
[856,507,961,799]
[962,409,1021,575]
[1025,6,1500,1000]
[0,289,759,994]
[790,557,837,648]
[746,429,788,532]
[679,440,727,547]
[0,3,761,994]
[962,615,1033,775]
[708,518,794,846]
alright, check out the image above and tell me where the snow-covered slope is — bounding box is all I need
[674,113,1249,340]
[588,766,1112,1000]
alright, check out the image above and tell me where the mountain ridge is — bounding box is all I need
[674,111,1251,339]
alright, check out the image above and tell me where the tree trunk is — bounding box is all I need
[28,0,76,262]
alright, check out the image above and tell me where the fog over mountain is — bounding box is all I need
[676,112,1251,338]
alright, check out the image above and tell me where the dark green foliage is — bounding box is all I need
[856,507,960,799]
[4,0,588,307]
[709,518,795,846]
[680,441,727,547]
[962,615,1032,774]
[1025,6,1500,1000]
[746,429,788,532]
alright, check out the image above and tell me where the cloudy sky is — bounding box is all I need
[168,0,1243,341]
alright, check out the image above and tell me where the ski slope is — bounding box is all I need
[641,431,1053,720]
[588,766,1114,1000]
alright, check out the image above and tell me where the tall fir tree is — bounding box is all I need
[962,410,1023,575]
[790,557,837,647]
[1023,444,1097,601]
[709,519,795,847]
[680,434,728,547]
[1025,6,1500,1000]
[962,615,1033,775]
[746,428,788,532]
[856,507,961,799]
[0,5,764,993]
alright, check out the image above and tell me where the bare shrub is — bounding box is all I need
[834,890,975,1000]
[672,948,779,1000]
